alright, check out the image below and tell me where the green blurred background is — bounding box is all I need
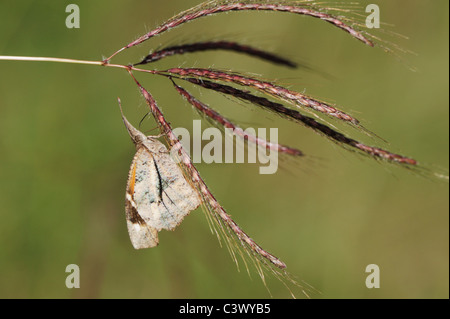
[0,1,448,298]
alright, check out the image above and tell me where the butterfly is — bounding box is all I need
[119,105,201,249]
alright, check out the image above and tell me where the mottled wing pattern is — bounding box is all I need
[125,141,201,249]
[125,151,159,249]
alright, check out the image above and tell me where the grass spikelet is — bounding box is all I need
[134,41,297,68]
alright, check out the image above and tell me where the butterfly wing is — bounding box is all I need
[150,146,201,230]
[125,142,201,249]
[125,149,159,249]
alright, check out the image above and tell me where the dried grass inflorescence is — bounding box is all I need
[101,0,417,296]
[0,0,441,298]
